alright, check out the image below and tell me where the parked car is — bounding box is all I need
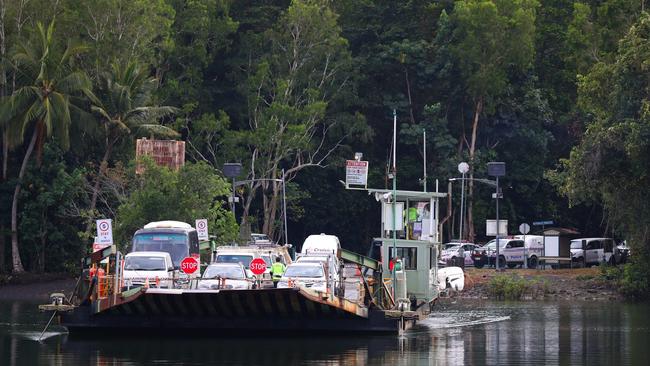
[277,262,329,293]
[439,243,477,267]
[199,263,254,290]
[504,235,544,269]
[616,241,631,264]
[570,238,619,267]
[471,239,511,268]
[123,251,176,289]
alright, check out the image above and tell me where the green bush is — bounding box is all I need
[620,254,650,301]
[489,274,529,300]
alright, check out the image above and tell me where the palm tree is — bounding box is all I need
[0,21,94,273]
[88,62,178,218]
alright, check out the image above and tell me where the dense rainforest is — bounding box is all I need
[0,0,648,299]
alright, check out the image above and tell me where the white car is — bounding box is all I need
[570,238,619,266]
[277,262,329,293]
[123,251,176,289]
[199,263,254,290]
[439,243,477,266]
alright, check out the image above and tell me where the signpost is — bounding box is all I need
[195,219,209,241]
[345,160,369,188]
[533,220,554,269]
[487,162,506,270]
[180,257,200,275]
[249,258,267,276]
[519,223,531,268]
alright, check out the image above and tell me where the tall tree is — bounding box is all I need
[234,0,365,239]
[88,62,177,225]
[0,21,93,272]
[449,0,539,241]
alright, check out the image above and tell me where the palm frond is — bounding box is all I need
[133,124,180,138]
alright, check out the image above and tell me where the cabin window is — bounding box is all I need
[389,247,418,270]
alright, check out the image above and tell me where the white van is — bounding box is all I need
[123,251,176,289]
[299,234,342,284]
[301,233,341,255]
[507,235,544,268]
[570,238,619,266]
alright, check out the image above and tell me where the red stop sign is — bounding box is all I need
[180,257,200,274]
[249,258,267,275]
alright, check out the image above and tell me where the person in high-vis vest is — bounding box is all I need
[271,257,286,288]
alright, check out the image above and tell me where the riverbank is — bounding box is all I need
[458,267,624,301]
[0,273,77,301]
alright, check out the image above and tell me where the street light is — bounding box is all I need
[458,162,469,242]
[487,162,506,270]
[223,163,242,214]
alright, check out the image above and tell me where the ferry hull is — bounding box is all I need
[60,288,417,335]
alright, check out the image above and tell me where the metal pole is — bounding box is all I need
[496,176,500,270]
[231,177,236,214]
[423,130,427,192]
[282,169,288,246]
[459,173,466,241]
[392,109,398,299]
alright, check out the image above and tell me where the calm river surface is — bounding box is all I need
[1,299,648,365]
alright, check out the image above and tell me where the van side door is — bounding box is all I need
[585,240,601,264]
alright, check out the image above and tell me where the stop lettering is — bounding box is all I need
[249,258,267,275]
[180,257,199,274]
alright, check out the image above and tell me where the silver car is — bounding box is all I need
[199,263,254,290]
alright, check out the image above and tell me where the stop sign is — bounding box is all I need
[180,257,200,274]
[249,258,267,275]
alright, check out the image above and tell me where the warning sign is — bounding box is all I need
[345,160,369,187]
[196,219,209,241]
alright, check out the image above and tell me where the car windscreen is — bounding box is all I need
[124,256,167,271]
[216,254,254,268]
[484,240,507,250]
[203,266,245,279]
[284,265,324,278]
[133,233,188,267]
[570,240,583,249]
[261,256,272,267]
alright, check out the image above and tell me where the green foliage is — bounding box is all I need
[451,0,539,104]
[17,144,87,272]
[620,255,650,301]
[488,274,550,300]
[115,159,237,248]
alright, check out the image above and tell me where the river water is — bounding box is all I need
[1,299,648,365]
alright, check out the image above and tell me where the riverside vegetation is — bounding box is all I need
[0,1,648,301]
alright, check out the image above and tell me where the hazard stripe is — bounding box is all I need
[218,293,234,318]
[259,291,273,316]
[132,297,148,315]
[172,292,189,316]
[299,295,313,317]
[144,295,162,315]
[200,293,218,316]
[158,294,175,315]
[274,291,288,316]
[287,291,302,315]
[187,293,204,316]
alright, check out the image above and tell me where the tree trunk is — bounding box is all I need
[85,137,115,235]
[467,97,483,243]
[11,126,39,273]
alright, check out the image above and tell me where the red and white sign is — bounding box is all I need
[195,219,209,241]
[249,258,267,276]
[96,219,113,245]
[345,160,369,186]
[180,257,200,275]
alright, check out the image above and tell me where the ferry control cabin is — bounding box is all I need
[368,189,446,306]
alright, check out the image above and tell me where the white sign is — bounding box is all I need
[196,219,209,241]
[346,160,369,186]
[96,219,113,245]
[383,202,404,231]
[486,220,508,236]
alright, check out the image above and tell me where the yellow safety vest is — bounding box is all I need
[271,262,286,280]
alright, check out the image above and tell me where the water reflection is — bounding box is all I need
[1,300,648,365]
